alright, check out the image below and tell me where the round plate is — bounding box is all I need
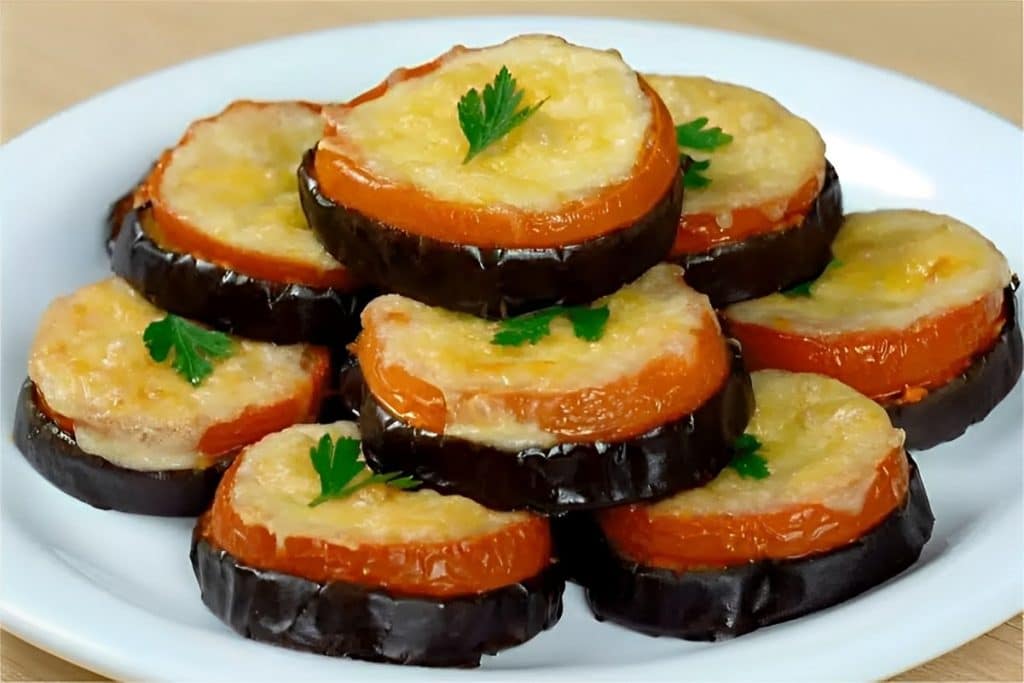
[1,16,1021,682]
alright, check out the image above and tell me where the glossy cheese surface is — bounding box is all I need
[647,74,825,217]
[360,264,718,446]
[322,35,651,211]
[158,101,338,271]
[725,210,1012,334]
[650,370,905,516]
[231,422,533,547]
[28,279,316,470]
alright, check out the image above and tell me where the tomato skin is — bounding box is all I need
[200,458,553,598]
[671,172,823,255]
[141,101,358,291]
[600,447,909,570]
[726,291,1006,399]
[355,311,731,443]
[314,49,679,249]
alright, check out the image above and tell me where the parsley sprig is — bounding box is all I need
[143,314,234,386]
[308,434,419,507]
[492,305,610,347]
[730,433,770,479]
[458,66,546,163]
[781,258,843,298]
[676,117,733,188]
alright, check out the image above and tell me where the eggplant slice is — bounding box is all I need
[191,535,564,667]
[359,342,753,514]
[13,379,226,516]
[673,162,842,307]
[884,285,1022,450]
[110,208,374,345]
[298,149,683,319]
[561,459,931,641]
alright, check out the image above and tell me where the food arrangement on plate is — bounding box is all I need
[12,33,1021,667]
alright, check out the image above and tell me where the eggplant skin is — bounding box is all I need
[298,149,683,319]
[110,208,375,345]
[566,459,932,641]
[885,286,1022,450]
[105,189,135,256]
[190,535,564,667]
[673,161,843,307]
[359,342,753,514]
[12,379,226,516]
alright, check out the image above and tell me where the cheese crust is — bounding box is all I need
[321,35,651,212]
[230,422,533,547]
[28,279,317,470]
[646,74,825,218]
[157,101,338,272]
[725,210,1012,334]
[649,370,905,517]
[360,264,718,447]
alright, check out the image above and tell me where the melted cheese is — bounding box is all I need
[361,264,716,446]
[159,101,339,271]
[725,210,1012,334]
[651,370,905,516]
[646,74,825,217]
[321,35,651,211]
[231,422,532,547]
[28,279,316,470]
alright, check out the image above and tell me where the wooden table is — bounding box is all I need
[1,1,1021,680]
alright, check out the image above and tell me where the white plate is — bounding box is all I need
[1,15,1021,682]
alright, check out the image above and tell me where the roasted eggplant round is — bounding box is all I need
[725,210,1018,448]
[18,278,328,514]
[560,370,933,640]
[647,74,838,306]
[111,100,370,345]
[193,421,563,666]
[14,379,227,516]
[354,265,753,512]
[884,286,1022,449]
[112,209,372,345]
[302,35,682,318]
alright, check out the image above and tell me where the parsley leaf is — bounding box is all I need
[143,314,234,386]
[308,434,419,507]
[730,433,770,479]
[781,258,843,298]
[682,158,712,189]
[492,305,610,347]
[676,117,733,151]
[458,65,546,163]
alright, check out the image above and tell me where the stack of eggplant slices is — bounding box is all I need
[14,34,1021,666]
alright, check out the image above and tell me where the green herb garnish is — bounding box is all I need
[458,65,546,164]
[143,314,234,386]
[781,258,843,298]
[492,304,610,347]
[676,117,733,188]
[730,433,770,479]
[308,434,419,507]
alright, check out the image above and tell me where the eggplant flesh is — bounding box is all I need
[359,342,753,514]
[12,379,226,516]
[298,149,683,319]
[110,208,374,345]
[673,161,842,307]
[191,535,564,667]
[562,459,932,641]
[885,286,1022,450]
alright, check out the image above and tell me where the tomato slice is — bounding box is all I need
[671,172,822,256]
[726,291,1006,399]
[315,51,679,249]
[141,101,358,291]
[35,347,330,460]
[600,447,908,570]
[355,311,731,443]
[200,459,552,597]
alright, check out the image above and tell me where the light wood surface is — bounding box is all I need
[1,1,1021,680]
